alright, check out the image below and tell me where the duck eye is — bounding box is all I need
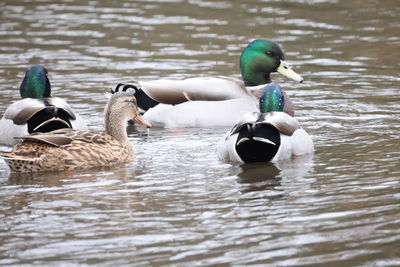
[265,51,274,57]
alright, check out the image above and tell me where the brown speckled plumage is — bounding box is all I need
[0,92,151,173]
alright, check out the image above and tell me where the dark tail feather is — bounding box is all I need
[235,124,281,163]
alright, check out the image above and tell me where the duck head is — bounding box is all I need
[259,83,285,113]
[20,64,51,99]
[240,39,303,86]
[105,91,152,131]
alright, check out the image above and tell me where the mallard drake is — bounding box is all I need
[0,92,151,173]
[112,39,303,127]
[217,83,313,163]
[0,65,87,145]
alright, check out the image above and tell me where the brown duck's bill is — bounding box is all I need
[133,116,152,128]
[277,60,304,83]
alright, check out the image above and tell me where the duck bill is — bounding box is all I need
[132,115,152,128]
[277,60,304,83]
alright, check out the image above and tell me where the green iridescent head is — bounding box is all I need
[19,64,51,99]
[259,83,284,113]
[240,39,303,86]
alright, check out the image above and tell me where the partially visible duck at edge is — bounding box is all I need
[112,39,303,128]
[217,83,313,164]
[0,64,87,145]
[0,92,151,173]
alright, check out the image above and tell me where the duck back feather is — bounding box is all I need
[217,112,313,163]
[0,97,87,145]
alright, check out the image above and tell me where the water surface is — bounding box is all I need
[0,0,399,266]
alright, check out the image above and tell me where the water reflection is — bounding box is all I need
[237,154,314,195]
[6,168,118,186]
[7,172,72,186]
[237,163,281,193]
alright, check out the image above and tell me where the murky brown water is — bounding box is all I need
[1,0,399,265]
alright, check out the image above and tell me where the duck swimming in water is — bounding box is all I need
[217,83,313,163]
[0,65,87,145]
[0,92,151,173]
[112,39,303,128]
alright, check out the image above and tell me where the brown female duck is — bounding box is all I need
[0,92,151,172]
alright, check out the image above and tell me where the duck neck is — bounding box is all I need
[105,109,131,147]
[242,71,271,86]
[260,86,284,113]
[20,70,51,99]
[240,58,271,86]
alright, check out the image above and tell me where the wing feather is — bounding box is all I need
[228,111,300,137]
[138,76,250,104]
[4,97,77,125]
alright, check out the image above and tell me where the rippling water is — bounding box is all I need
[1,0,399,265]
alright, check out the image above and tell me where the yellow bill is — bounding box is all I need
[277,60,304,83]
